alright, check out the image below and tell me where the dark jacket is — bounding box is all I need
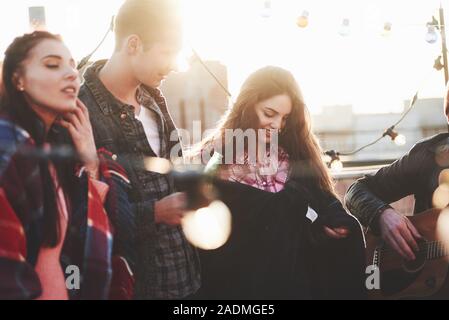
[345,133,449,234]
[197,175,366,299]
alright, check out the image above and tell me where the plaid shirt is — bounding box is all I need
[0,118,122,299]
[80,61,200,299]
[218,147,290,193]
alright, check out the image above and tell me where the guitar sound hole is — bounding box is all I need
[380,239,428,296]
[403,239,427,273]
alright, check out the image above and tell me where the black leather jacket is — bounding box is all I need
[345,133,449,234]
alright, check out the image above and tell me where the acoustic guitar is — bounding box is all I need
[365,208,449,299]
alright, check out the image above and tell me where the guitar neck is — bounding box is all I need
[425,240,448,260]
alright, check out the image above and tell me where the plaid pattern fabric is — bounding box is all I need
[0,118,118,300]
[81,61,200,299]
[218,147,290,193]
[77,177,113,299]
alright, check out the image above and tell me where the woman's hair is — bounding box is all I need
[1,31,77,247]
[199,66,335,194]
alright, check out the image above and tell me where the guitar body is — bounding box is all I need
[366,208,449,299]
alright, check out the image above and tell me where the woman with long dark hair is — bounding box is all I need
[0,31,129,300]
[195,66,366,299]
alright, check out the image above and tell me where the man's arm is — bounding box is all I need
[345,143,428,260]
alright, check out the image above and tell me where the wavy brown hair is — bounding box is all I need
[199,66,335,194]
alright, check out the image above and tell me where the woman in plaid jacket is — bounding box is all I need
[0,31,129,300]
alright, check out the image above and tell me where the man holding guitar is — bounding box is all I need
[344,85,449,299]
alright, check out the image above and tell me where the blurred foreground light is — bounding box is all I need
[182,200,232,250]
[439,169,449,185]
[433,184,449,209]
[437,208,449,247]
[144,157,172,174]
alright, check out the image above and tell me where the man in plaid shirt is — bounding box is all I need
[79,0,200,299]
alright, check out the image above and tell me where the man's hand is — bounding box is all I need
[379,208,423,261]
[154,192,188,226]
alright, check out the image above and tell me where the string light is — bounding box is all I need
[383,126,407,146]
[175,6,447,171]
[425,16,440,44]
[434,55,445,71]
[426,24,439,44]
[323,90,421,168]
[325,150,343,172]
[339,18,351,36]
[260,0,272,18]
[381,22,392,37]
[29,6,46,31]
[434,169,449,208]
[296,10,309,28]
[433,169,449,246]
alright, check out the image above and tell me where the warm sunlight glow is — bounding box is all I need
[1,0,447,114]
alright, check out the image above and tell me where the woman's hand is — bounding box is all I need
[57,99,99,179]
[323,226,350,239]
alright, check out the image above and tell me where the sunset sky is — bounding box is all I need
[1,0,448,113]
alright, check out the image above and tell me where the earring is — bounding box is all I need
[18,86,24,92]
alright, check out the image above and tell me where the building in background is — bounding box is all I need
[314,98,447,164]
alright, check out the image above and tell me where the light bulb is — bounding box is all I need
[323,154,332,163]
[425,25,438,44]
[339,18,350,37]
[394,134,406,146]
[144,157,172,174]
[260,0,272,18]
[29,6,47,31]
[296,10,309,28]
[384,127,405,146]
[381,22,392,37]
[330,159,344,172]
